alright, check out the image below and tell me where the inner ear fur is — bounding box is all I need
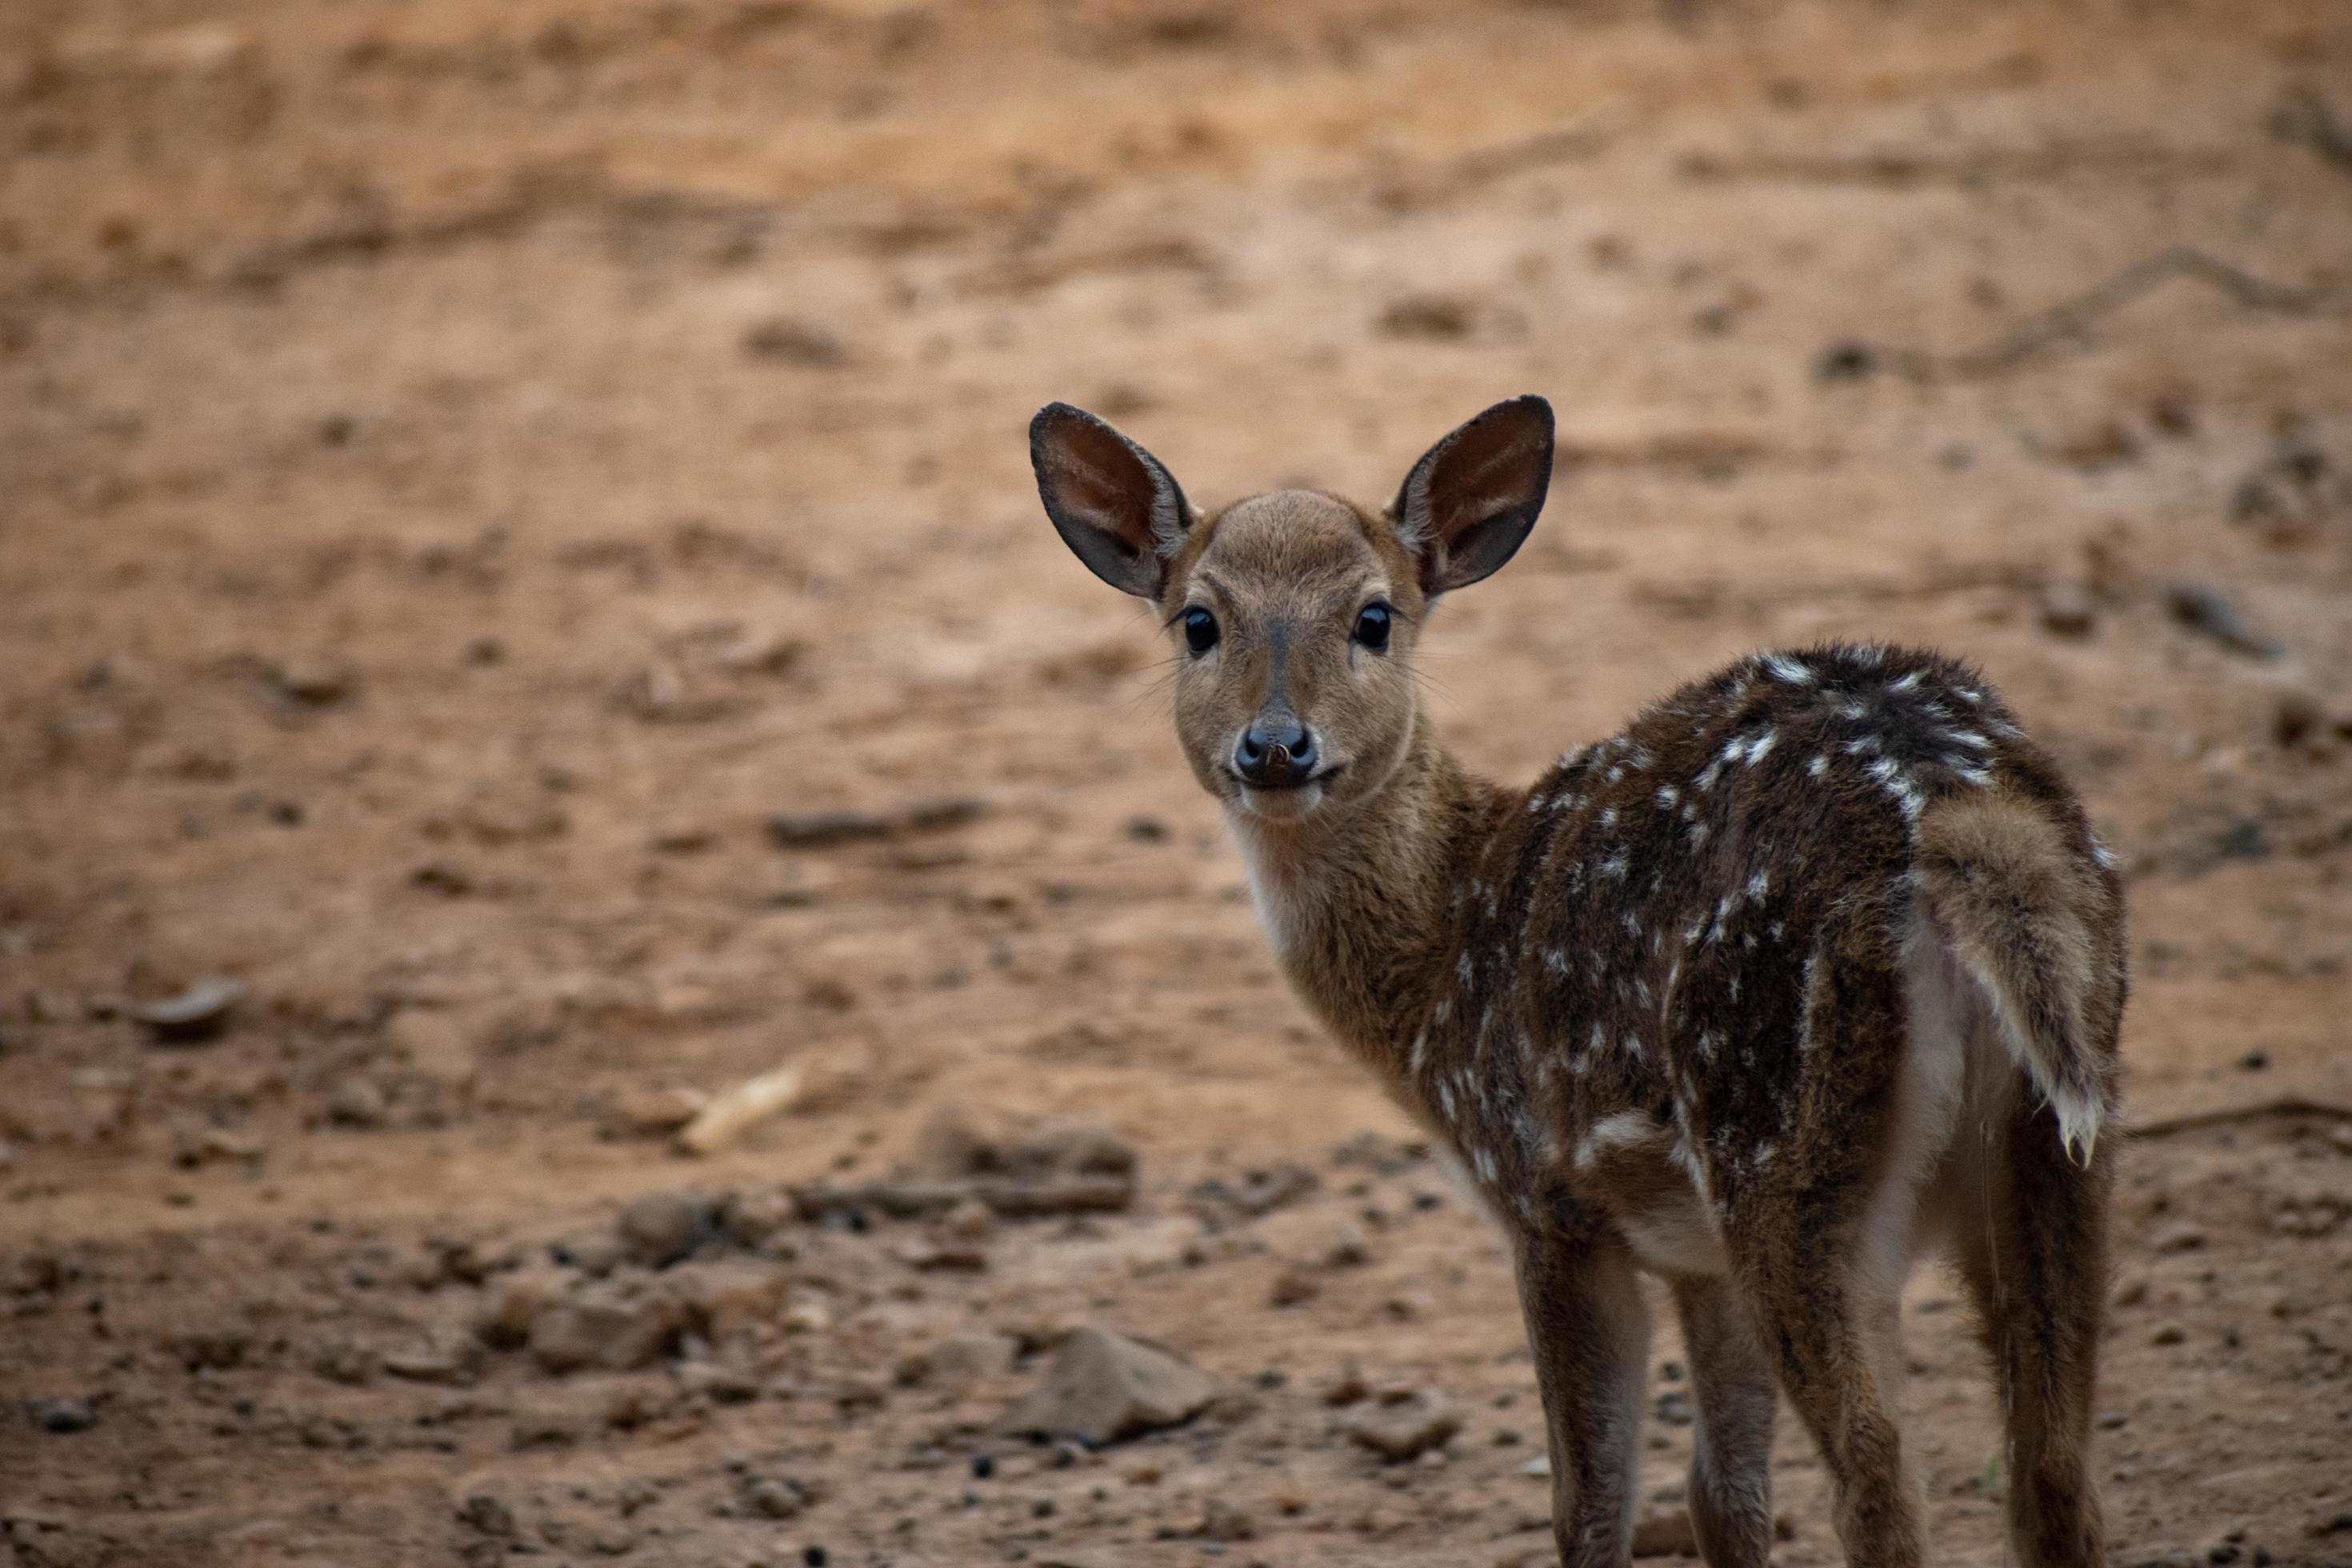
[1030,402,1191,598]
[1393,394,1555,597]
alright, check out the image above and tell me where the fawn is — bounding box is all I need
[1029,395,2124,1568]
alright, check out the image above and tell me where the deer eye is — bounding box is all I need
[1182,607,1220,655]
[1354,602,1393,651]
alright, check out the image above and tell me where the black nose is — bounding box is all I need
[1234,718,1318,789]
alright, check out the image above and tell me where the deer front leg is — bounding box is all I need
[1514,1223,1650,1568]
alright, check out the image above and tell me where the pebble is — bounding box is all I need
[132,978,246,1043]
[30,1397,94,1434]
[328,1077,390,1129]
[528,1279,685,1373]
[1345,1390,1459,1463]
[617,1190,707,1270]
[998,1326,1218,1446]
[2037,582,2098,639]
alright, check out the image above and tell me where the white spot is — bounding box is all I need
[1945,729,1991,753]
[2090,837,2119,871]
[1586,1022,1606,1056]
[1854,645,1886,668]
[1458,950,1475,989]
[1687,822,1710,850]
[1746,869,1770,901]
[1599,807,1618,830]
[1742,730,1778,766]
[1545,948,1570,976]
[1763,654,1814,685]
[1657,785,1680,808]
[1808,754,1830,778]
[1598,852,1629,880]
[1622,910,1642,938]
[1889,670,1922,692]
[1753,1142,1776,1169]
[1844,734,1881,756]
[1408,1032,1428,1074]
[1622,1033,1645,1061]
[1434,998,1452,1025]
[1437,1080,1457,1122]
[1694,760,1724,792]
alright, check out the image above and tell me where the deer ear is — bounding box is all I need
[1030,403,1192,599]
[1393,395,1555,598]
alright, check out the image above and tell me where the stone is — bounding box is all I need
[617,1191,707,1269]
[1346,1390,1459,1463]
[2037,582,2098,639]
[30,1397,94,1434]
[998,1326,1218,1446]
[1630,1508,1698,1557]
[132,977,246,1042]
[382,1331,481,1384]
[328,1076,389,1129]
[529,1279,685,1373]
[667,1258,788,1338]
[475,1271,556,1349]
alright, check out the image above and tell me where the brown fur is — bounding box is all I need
[1030,398,2125,1567]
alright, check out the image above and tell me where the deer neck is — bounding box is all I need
[1226,714,1511,1089]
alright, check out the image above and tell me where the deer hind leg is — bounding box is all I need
[1672,1276,1775,1568]
[1730,932,1958,1568]
[1514,1226,1650,1568]
[1951,1094,2113,1567]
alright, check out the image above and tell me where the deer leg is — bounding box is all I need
[1515,1226,1650,1568]
[1730,939,1938,1568]
[1673,1276,1776,1568]
[1953,1099,2112,1567]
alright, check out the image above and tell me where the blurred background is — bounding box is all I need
[2,2,2350,1563]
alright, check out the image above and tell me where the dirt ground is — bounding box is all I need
[5,1,2352,1563]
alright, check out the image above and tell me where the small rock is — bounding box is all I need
[328,1076,389,1129]
[2037,582,2098,639]
[617,1190,708,1269]
[476,1268,564,1348]
[742,318,846,366]
[2150,1323,2186,1346]
[30,1397,94,1434]
[2166,583,2282,660]
[456,1493,514,1536]
[270,658,358,706]
[1814,339,1878,382]
[2272,690,2327,749]
[1630,1507,1699,1558]
[2153,1225,2208,1254]
[999,1326,1218,1446]
[1346,1390,1459,1463]
[552,1230,626,1277]
[529,1279,685,1373]
[132,977,246,1042]
[1270,1269,1320,1308]
[738,1474,814,1519]
[382,1332,480,1385]
[1199,1499,1257,1542]
[1377,294,1477,340]
[942,1196,995,1242]
[782,1297,833,1334]
[667,1258,789,1338]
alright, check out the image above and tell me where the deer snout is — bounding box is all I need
[1234,718,1319,790]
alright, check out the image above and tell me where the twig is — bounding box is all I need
[1834,247,2352,384]
[2130,1093,2352,1140]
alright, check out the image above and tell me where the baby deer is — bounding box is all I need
[1030,396,2124,1568]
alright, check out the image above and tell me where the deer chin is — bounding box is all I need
[1230,775,1330,823]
